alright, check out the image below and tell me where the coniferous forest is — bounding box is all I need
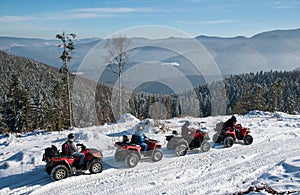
[0,51,299,133]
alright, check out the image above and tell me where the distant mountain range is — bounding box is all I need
[1,28,300,89]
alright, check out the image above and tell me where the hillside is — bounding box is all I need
[0,51,60,98]
[0,51,106,130]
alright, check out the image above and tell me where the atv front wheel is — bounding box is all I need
[201,141,211,152]
[152,149,163,162]
[243,134,253,145]
[125,153,139,168]
[175,144,188,156]
[224,136,234,147]
[89,158,103,174]
[51,165,69,181]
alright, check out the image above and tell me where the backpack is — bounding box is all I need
[61,141,72,156]
[42,145,59,161]
[215,122,224,132]
[131,134,140,144]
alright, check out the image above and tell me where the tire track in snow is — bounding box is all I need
[30,129,300,195]
[158,137,300,194]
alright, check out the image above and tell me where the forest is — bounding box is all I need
[0,51,299,133]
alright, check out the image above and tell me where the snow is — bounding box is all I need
[0,111,300,194]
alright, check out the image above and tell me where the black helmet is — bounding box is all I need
[68,133,74,139]
[231,116,237,123]
[172,130,178,135]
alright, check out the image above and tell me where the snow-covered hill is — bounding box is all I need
[0,111,300,194]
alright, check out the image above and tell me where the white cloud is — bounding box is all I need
[161,62,180,66]
[270,0,300,9]
[0,7,158,23]
[0,15,36,22]
[67,7,156,19]
[72,7,136,13]
[176,19,240,25]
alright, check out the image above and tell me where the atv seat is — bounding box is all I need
[60,153,74,158]
[166,135,174,141]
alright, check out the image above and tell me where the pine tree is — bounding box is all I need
[56,32,76,128]
[268,79,283,112]
[5,74,27,133]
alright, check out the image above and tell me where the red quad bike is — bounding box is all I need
[42,144,104,181]
[114,136,163,168]
[165,130,211,156]
[213,122,253,147]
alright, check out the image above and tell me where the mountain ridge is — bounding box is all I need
[1,28,300,79]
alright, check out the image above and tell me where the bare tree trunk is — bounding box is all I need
[119,72,122,117]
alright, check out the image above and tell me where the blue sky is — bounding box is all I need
[0,0,300,39]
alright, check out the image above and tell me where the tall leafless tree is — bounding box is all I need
[105,36,131,118]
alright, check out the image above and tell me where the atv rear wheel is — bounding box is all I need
[175,144,188,156]
[125,153,139,168]
[152,149,163,162]
[89,158,103,174]
[51,165,69,181]
[224,136,234,147]
[166,141,175,150]
[115,149,126,162]
[200,141,211,152]
[243,134,253,145]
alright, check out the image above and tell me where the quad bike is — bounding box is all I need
[213,122,253,147]
[42,144,103,181]
[114,136,163,168]
[165,130,211,156]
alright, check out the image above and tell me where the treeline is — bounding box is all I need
[225,71,300,114]
[116,70,300,120]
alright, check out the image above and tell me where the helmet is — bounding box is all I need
[231,116,237,123]
[137,126,143,132]
[68,133,74,139]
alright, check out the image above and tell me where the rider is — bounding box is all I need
[191,129,202,148]
[134,126,148,152]
[223,116,240,138]
[223,116,236,130]
[181,120,194,144]
[64,133,85,169]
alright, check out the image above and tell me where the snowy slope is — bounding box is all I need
[0,111,300,194]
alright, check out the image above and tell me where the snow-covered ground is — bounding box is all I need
[0,111,300,194]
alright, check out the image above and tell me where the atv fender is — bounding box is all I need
[178,140,189,147]
[47,159,73,175]
[128,149,141,159]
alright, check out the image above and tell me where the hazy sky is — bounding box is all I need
[0,0,300,39]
